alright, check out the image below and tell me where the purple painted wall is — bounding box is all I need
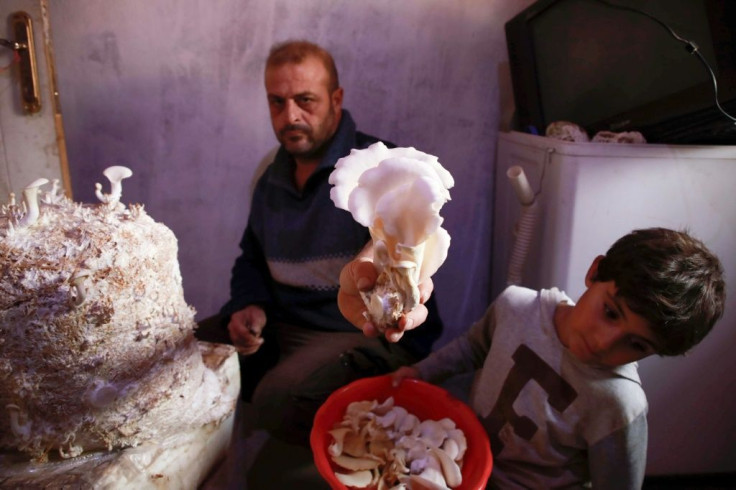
[48,0,532,349]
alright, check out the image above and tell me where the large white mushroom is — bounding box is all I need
[329,142,453,330]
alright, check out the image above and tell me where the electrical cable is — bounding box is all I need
[0,39,22,73]
[0,51,20,73]
[593,0,736,124]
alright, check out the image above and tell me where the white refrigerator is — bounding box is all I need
[492,131,736,476]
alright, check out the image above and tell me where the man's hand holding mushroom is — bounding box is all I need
[338,256,434,342]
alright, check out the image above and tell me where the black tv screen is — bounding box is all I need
[505,0,736,144]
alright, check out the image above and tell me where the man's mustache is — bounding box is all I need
[281,124,311,135]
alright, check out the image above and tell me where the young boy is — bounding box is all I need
[340,227,725,489]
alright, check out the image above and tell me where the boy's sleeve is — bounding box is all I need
[414,301,498,384]
[587,412,647,490]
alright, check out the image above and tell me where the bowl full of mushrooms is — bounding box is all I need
[310,374,492,489]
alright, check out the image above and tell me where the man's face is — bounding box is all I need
[265,56,343,159]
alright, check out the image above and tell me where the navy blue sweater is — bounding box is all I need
[221,111,442,358]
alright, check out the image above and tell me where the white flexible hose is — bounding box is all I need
[506,200,540,286]
[505,166,541,286]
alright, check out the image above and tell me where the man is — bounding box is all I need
[210,40,443,446]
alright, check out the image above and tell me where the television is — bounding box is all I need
[505,0,736,144]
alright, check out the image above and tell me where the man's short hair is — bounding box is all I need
[595,227,725,356]
[266,40,340,92]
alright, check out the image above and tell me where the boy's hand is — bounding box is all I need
[391,366,421,387]
[228,305,266,355]
[338,258,434,342]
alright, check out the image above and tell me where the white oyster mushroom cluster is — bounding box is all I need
[328,397,466,489]
[329,142,454,330]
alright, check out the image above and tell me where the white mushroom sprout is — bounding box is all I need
[329,142,453,330]
[85,378,119,409]
[6,404,32,441]
[69,268,93,307]
[327,396,466,489]
[41,179,66,205]
[95,165,133,204]
[1,192,24,229]
[18,178,49,228]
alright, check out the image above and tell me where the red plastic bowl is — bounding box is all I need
[310,374,492,489]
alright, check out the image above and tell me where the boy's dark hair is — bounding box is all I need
[595,227,725,356]
[266,40,340,93]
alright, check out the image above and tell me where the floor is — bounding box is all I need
[642,474,736,489]
[201,401,328,490]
